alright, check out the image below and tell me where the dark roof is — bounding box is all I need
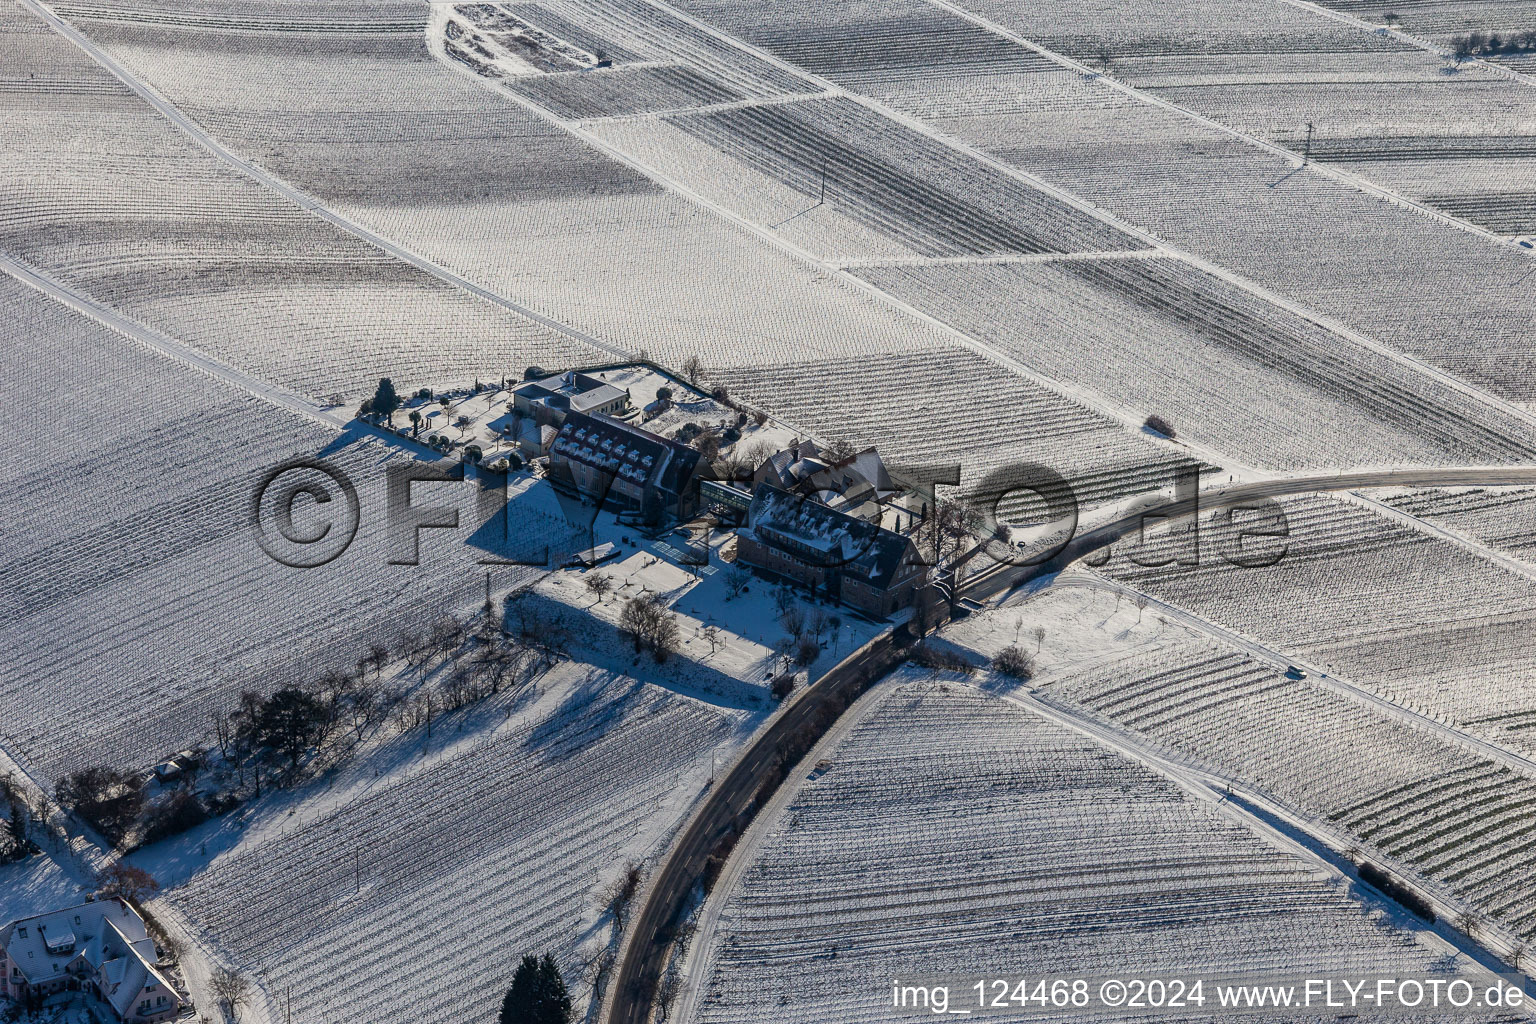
[743,482,915,589]
[551,411,700,494]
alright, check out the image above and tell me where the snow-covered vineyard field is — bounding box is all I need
[855,255,1536,471]
[929,85,1536,404]
[1379,487,1536,562]
[47,0,990,378]
[8,0,1536,1018]
[1037,637,1536,942]
[611,0,1536,406]
[1102,493,1536,746]
[911,0,1536,239]
[1315,0,1536,69]
[0,276,568,783]
[685,674,1494,1023]
[162,666,751,1024]
[0,0,593,398]
[660,96,1138,258]
[720,349,1201,514]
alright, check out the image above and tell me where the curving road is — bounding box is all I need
[609,464,1536,1024]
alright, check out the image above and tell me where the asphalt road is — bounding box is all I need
[604,631,908,1024]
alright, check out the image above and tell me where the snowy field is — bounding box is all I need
[1377,486,1536,562]
[683,666,1498,1023]
[655,0,1536,405]
[0,275,563,783]
[0,0,592,399]
[53,0,985,378]
[1098,493,1536,749]
[721,348,1203,514]
[9,0,1536,1020]
[854,255,1536,471]
[943,585,1536,947]
[151,660,758,1024]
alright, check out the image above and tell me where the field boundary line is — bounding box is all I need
[17,0,632,366]
[1008,683,1522,976]
[832,249,1160,269]
[1343,488,1536,586]
[1047,570,1536,789]
[0,249,350,429]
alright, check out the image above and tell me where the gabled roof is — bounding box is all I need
[1,898,172,1014]
[743,483,916,589]
[756,439,822,487]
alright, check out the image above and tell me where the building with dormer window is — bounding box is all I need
[1,899,180,1022]
[547,411,701,522]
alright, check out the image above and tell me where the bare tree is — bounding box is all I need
[94,864,161,903]
[773,586,798,617]
[807,608,831,643]
[600,862,643,928]
[779,603,807,640]
[585,573,614,605]
[739,440,774,472]
[694,430,722,462]
[725,565,752,600]
[619,594,681,662]
[211,967,250,1023]
[367,643,389,680]
[992,646,1034,680]
[794,635,821,667]
[822,438,858,465]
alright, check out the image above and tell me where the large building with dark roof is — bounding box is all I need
[735,482,928,617]
[547,411,702,521]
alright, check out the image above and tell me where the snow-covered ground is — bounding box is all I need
[0,850,86,927]
[140,658,756,1024]
[10,0,1536,1020]
[681,667,1498,1023]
